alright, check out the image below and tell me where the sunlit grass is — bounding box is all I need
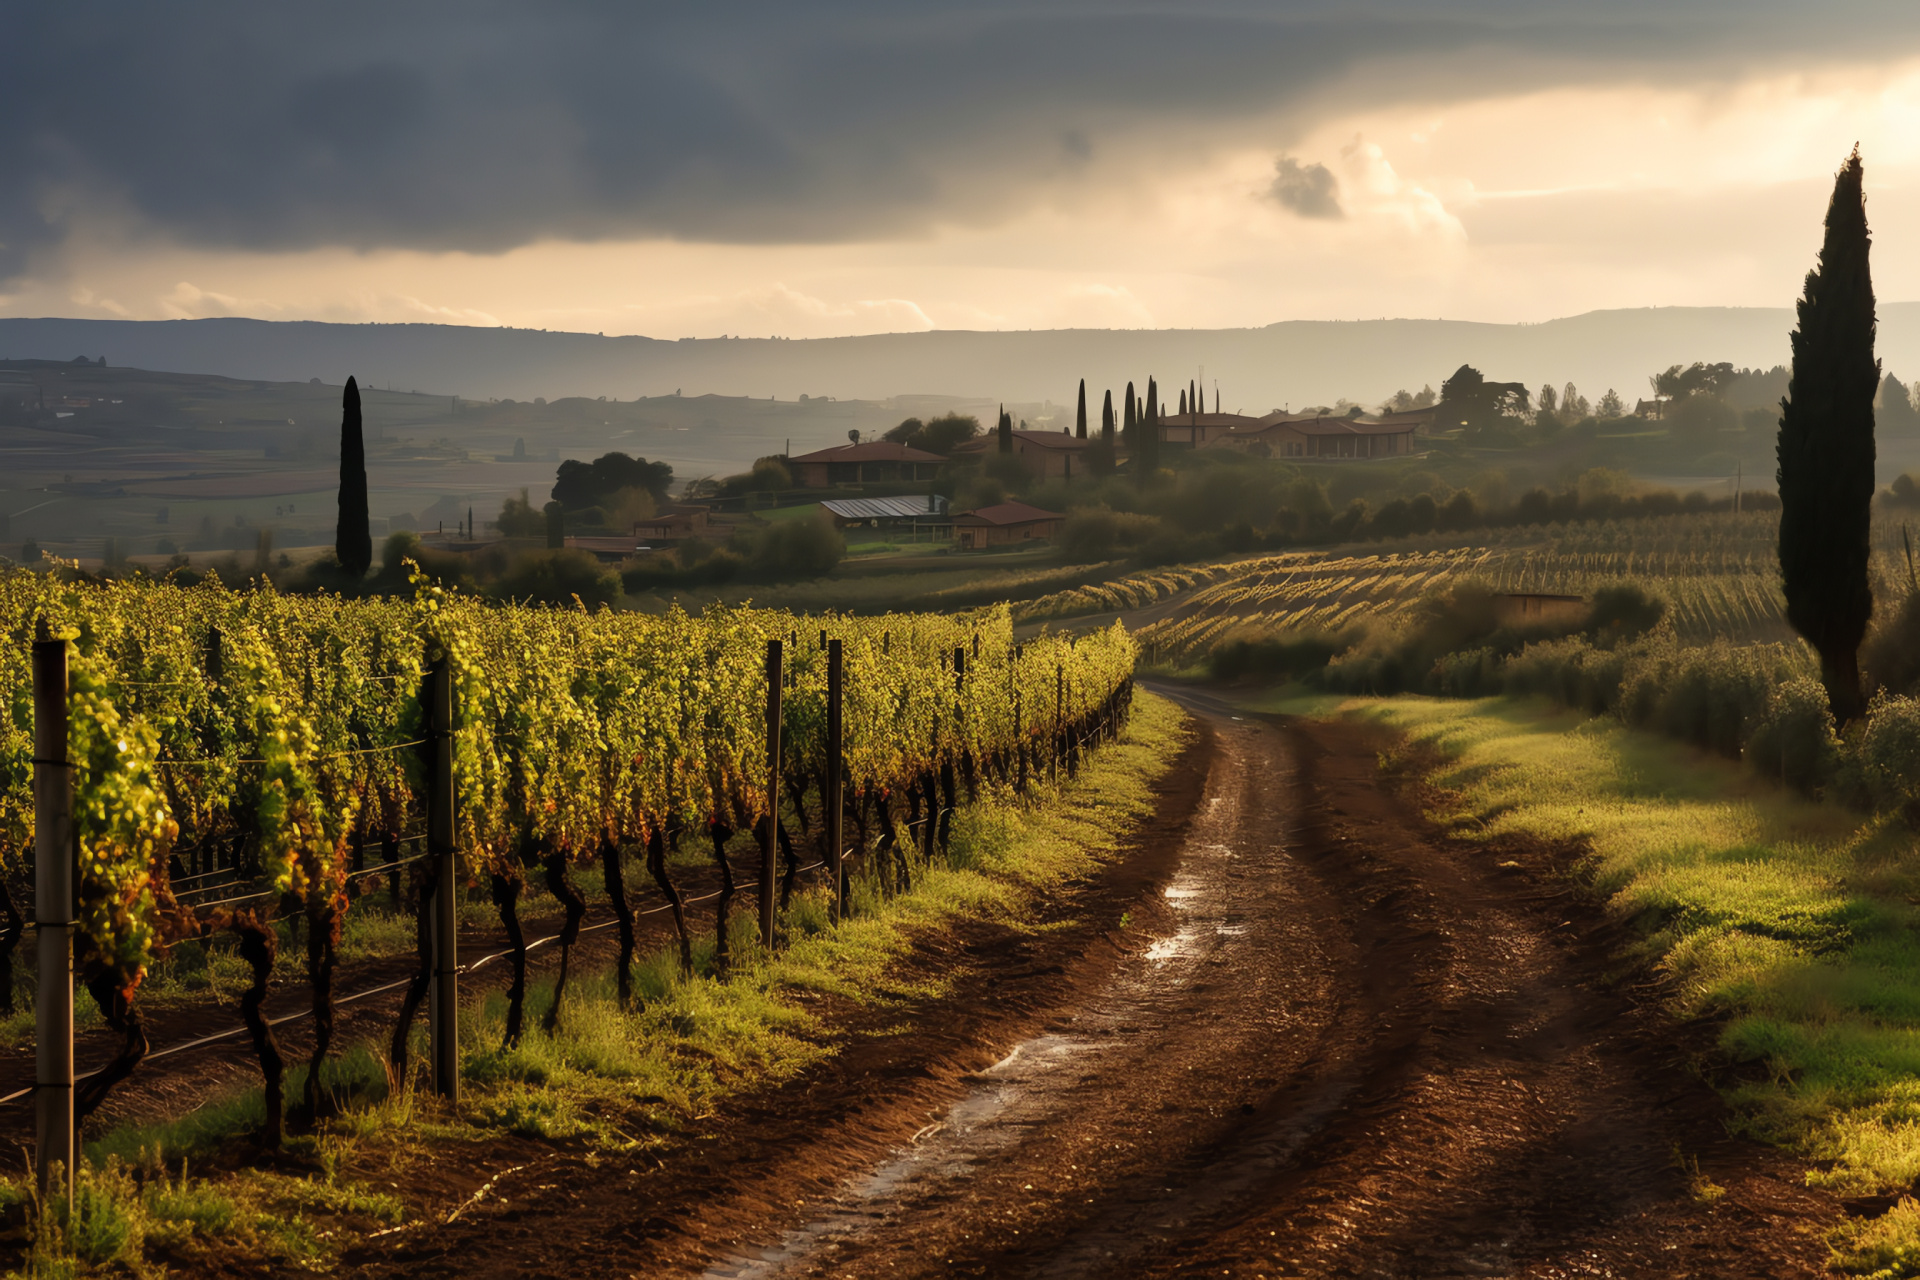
[1231,689,1920,1265]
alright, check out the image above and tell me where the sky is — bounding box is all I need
[7,2,1920,341]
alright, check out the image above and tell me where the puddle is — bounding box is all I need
[703,729,1286,1279]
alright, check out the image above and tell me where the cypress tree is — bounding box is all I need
[1122,381,1137,453]
[1179,389,1187,416]
[997,405,1013,453]
[1137,377,1160,483]
[1076,380,1088,439]
[335,376,371,576]
[1778,148,1879,723]
[1101,389,1114,439]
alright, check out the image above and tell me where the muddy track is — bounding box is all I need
[342,691,1839,1279]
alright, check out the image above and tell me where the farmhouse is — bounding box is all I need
[1156,411,1262,448]
[952,501,1064,550]
[788,441,945,488]
[1211,411,1419,460]
[951,430,1091,481]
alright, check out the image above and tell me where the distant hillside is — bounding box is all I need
[5,307,1920,410]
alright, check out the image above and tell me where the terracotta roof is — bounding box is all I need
[954,430,1089,452]
[788,441,944,464]
[952,501,1065,526]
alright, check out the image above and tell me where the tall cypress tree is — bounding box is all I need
[1779,148,1879,723]
[997,405,1013,454]
[1076,380,1088,439]
[1101,389,1114,439]
[1137,377,1160,484]
[1122,381,1137,453]
[335,376,371,576]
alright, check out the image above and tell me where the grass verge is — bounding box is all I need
[1232,689,1920,1278]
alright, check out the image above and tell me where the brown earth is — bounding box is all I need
[309,689,1842,1279]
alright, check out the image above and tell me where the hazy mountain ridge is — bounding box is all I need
[5,307,1920,410]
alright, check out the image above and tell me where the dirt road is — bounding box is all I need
[355,692,1838,1278]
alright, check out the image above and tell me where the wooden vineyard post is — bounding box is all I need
[761,638,783,948]
[425,654,459,1101]
[32,622,73,1198]
[826,638,844,921]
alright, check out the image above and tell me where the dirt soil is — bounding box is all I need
[314,688,1844,1279]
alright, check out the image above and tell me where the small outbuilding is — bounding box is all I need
[951,501,1065,550]
[819,494,950,538]
[631,503,713,545]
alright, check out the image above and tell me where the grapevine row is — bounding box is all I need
[0,566,1137,1164]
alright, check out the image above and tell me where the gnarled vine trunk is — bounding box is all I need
[601,835,638,1007]
[74,972,147,1124]
[492,869,527,1049]
[540,849,586,1036]
[232,910,284,1148]
[388,866,435,1087]
[304,886,341,1120]
[647,827,693,978]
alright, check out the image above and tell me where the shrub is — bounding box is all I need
[1863,589,1920,697]
[1059,506,1165,563]
[1642,642,1782,758]
[1859,695,1920,823]
[728,515,844,580]
[490,548,622,608]
[1586,582,1666,645]
[1743,677,1841,795]
[1208,629,1360,682]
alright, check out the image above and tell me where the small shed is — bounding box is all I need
[951,501,1065,550]
[819,494,950,537]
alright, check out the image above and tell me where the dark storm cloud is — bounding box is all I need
[1270,157,1342,219]
[1,0,1912,279]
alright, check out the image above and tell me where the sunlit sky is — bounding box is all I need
[6,5,1920,340]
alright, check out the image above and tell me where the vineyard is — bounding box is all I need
[0,566,1137,1196]
[1015,511,1920,666]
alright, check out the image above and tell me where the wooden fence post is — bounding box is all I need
[426,654,459,1101]
[761,639,783,948]
[33,623,73,1198]
[826,638,844,921]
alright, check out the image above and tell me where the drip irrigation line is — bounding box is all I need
[0,858,840,1109]
[172,843,429,904]
[166,834,427,890]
